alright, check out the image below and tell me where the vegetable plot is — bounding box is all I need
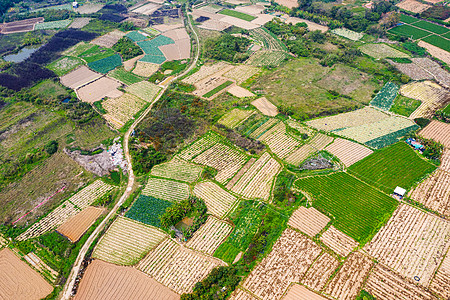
[370,82,398,111]
[88,54,122,74]
[125,195,173,228]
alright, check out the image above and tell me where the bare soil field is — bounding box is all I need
[288,207,330,237]
[69,18,91,29]
[364,204,450,286]
[285,17,328,32]
[251,97,278,116]
[186,216,233,255]
[224,65,260,84]
[123,54,144,71]
[138,238,225,294]
[325,138,373,167]
[412,57,450,88]
[387,60,434,81]
[226,158,256,189]
[219,16,259,30]
[0,18,43,34]
[430,250,450,299]
[197,19,232,31]
[251,14,276,26]
[91,30,126,48]
[74,259,179,300]
[160,38,191,61]
[235,4,265,16]
[228,86,255,98]
[0,248,53,300]
[77,77,123,103]
[301,252,339,292]
[230,288,257,300]
[243,228,322,299]
[132,2,161,15]
[257,122,301,159]
[60,66,102,89]
[274,0,299,8]
[93,216,167,265]
[285,144,316,165]
[324,251,374,300]
[194,181,238,218]
[418,41,450,65]
[420,120,450,148]
[283,284,327,300]
[439,148,450,172]
[57,206,105,242]
[132,61,159,76]
[365,264,437,300]
[126,80,161,101]
[75,3,104,14]
[193,75,230,98]
[409,169,450,216]
[152,23,184,32]
[396,0,431,13]
[320,226,359,257]
[183,61,230,85]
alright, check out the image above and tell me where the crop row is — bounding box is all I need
[151,158,203,183]
[193,181,238,219]
[142,177,190,203]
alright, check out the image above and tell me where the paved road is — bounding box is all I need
[61,9,200,299]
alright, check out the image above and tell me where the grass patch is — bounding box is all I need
[218,9,256,21]
[125,195,173,228]
[348,142,436,194]
[390,95,421,117]
[108,68,143,85]
[388,24,432,39]
[203,81,233,98]
[78,45,116,63]
[295,172,398,244]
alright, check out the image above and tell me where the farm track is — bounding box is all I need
[61,8,201,299]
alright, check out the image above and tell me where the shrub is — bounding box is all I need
[45,140,58,155]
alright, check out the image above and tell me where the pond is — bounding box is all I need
[3,46,41,63]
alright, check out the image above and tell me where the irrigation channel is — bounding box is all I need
[61,8,200,299]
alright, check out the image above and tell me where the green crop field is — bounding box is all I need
[348,142,436,194]
[125,195,173,227]
[422,35,450,52]
[47,56,84,76]
[78,45,116,63]
[35,19,72,30]
[413,20,449,35]
[443,103,450,115]
[203,81,233,98]
[370,82,398,111]
[399,14,419,24]
[126,31,148,42]
[88,54,122,73]
[108,68,144,85]
[214,204,262,264]
[218,9,256,21]
[388,24,431,39]
[295,172,398,244]
[140,55,166,64]
[390,95,421,117]
[443,31,450,39]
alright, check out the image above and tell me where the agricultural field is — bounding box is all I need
[248,118,279,139]
[193,181,238,219]
[17,180,114,241]
[182,61,230,85]
[218,109,255,128]
[47,56,84,76]
[430,251,450,299]
[246,50,289,67]
[125,195,173,228]
[390,95,422,117]
[74,260,180,300]
[91,30,125,48]
[142,177,189,203]
[365,264,438,300]
[324,252,374,300]
[88,54,122,74]
[35,19,72,30]
[56,206,105,242]
[348,142,436,194]
[218,9,256,21]
[69,18,91,29]
[364,204,450,285]
[301,252,339,292]
[388,24,431,39]
[78,45,116,64]
[418,40,450,66]
[400,81,449,119]
[230,152,281,201]
[132,61,160,77]
[396,0,431,13]
[151,158,203,183]
[77,77,123,103]
[102,93,147,128]
[295,172,398,244]
[285,144,317,166]
[251,97,279,117]
[409,169,450,216]
[422,35,450,53]
[257,122,302,159]
[420,120,450,148]
[178,131,225,160]
[223,65,260,84]
[0,248,53,300]
[287,206,330,237]
[320,226,359,257]
[126,81,161,101]
[243,228,322,299]
[331,28,364,41]
[186,216,233,255]
[108,68,144,85]
[358,43,410,60]
[227,86,255,98]
[308,133,333,150]
[249,27,287,52]
[325,138,373,167]
[137,238,225,294]
[24,252,58,283]
[283,284,327,300]
[203,80,233,98]
[370,82,398,111]
[60,65,102,89]
[93,216,167,265]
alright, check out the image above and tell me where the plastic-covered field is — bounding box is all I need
[140,55,166,64]
[88,54,122,74]
[126,31,149,42]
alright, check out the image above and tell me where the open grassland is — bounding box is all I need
[186,216,233,255]
[125,195,173,228]
[17,180,113,241]
[74,260,180,300]
[295,172,398,244]
[419,120,450,148]
[288,206,330,237]
[93,216,167,265]
[359,43,410,60]
[151,158,203,183]
[56,206,105,242]
[320,226,359,257]
[243,228,322,300]
[193,181,238,219]
[141,177,189,203]
[0,248,53,300]
[137,238,225,294]
[364,204,450,286]
[250,58,380,117]
[348,142,436,194]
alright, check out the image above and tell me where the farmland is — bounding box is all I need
[218,109,255,128]
[295,172,398,244]
[88,54,122,74]
[364,204,450,285]
[420,120,450,147]
[430,251,450,299]
[193,181,238,218]
[396,0,430,13]
[331,28,364,41]
[151,158,203,183]
[388,24,431,39]
[93,216,167,265]
[102,93,147,128]
[370,82,398,111]
[390,95,422,117]
[358,43,410,60]
[325,138,373,167]
[142,177,189,203]
[320,226,359,257]
[301,252,339,292]
[348,142,436,194]
[218,9,256,21]
[125,195,173,228]
[108,68,143,85]
[126,81,161,101]
[47,56,84,76]
[186,216,233,255]
[287,206,330,237]
[56,206,105,242]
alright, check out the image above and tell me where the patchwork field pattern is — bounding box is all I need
[182,62,230,85]
[48,56,84,76]
[0,248,53,300]
[364,204,450,285]
[193,181,238,218]
[77,77,123,103]
[88,54,122,74]
[359,43,410,60]
[230,152,281,201]
[365,264,437,300]
[223,65,260,84]
[91,30,126,48]
[301,252,339,292]
[178,131,224,161]
[320,226,359,257]
[125,195,173,228]
[324,252,373,300]
[325,138,373,167]
[93,216,166,265]
[142,177,189,203]
[74,260,180,300]
[243,228,322,300]
[151,158,203,183]
[186,216,233,255]
[257,122,302,159]
[17,180,113,241]
[60,65,102,89]
[56,206,105,242]
[218,109,255,128]
[287,206,330,237]
[132,61,159,77]
[137,238,225,294]
[419,120,450,148]
[103,93,147,128]
[126,81,161,101]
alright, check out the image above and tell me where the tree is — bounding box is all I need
[45,140,58,155]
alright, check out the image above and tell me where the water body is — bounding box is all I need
[3,46,41,63]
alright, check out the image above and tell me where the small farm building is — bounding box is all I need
[393,186,406,198]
